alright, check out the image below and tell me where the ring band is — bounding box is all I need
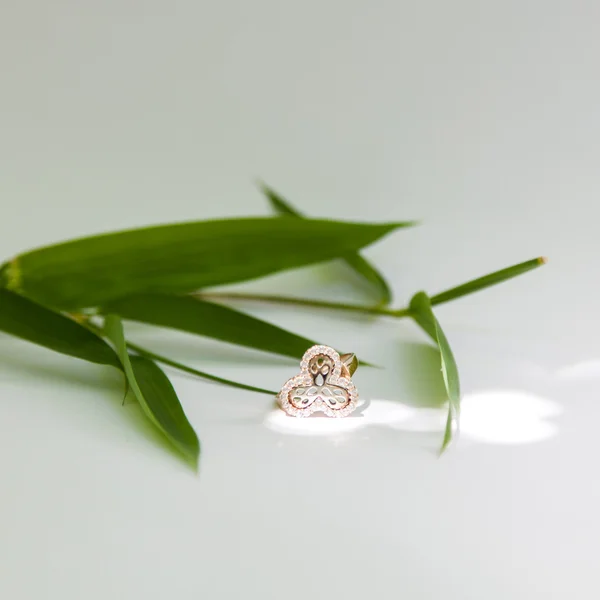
[277,345,359,417]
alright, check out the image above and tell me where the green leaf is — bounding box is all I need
[0,289,120,368]
[5,217,409,310]
[103,293,319,361]
[262,185,395,305]
[341,253,393,306]
[104,315,200,466]
[430,257,547,306]
[263,185,297,216]
[441,409,453,452]
[409,291,460,453]
[126,341,278,396]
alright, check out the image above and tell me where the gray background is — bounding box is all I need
[0,1,598,598]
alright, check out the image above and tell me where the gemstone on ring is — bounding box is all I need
[277,345,359,417]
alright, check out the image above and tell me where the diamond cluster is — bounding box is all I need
[277,345,359,418]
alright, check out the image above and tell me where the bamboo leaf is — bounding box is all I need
[0,289,120,368]
[409,291,460,452]
[103,293,320,361]
[441,409,453,451]
[341,254,393,305]
[262,185,395,305]
[430,257,547,306]
[5,217,409,310]
[104,315,199,465]
[126,341,278,395]
[263,186,297,216]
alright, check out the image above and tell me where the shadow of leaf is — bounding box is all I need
[399,342,448,408]
[0,347,122,391]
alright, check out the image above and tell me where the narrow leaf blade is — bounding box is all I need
[0,289,120,368]
[340,253,393,306]
[7,217,407,309]
[430,257,547,306]
[434,317,460,415]
[440,409,454,454]
[409,291,461,451]
[104,315,199,465]
[263,185,394,305]
[103,293,319,361]
[262,185,300,217]
[127,341,277,396]
[129,356,200,464]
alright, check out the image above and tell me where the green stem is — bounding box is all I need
[199,292,411,318]
[200,256,546,317]
[125,341,277,396]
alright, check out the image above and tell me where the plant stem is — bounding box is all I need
[126,341,277,396]
[198,292,412,318]
[199,256,547,318]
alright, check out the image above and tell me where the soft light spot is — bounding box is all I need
[264,408,365,436]
[460,390,561,444]
[264,391,561,446]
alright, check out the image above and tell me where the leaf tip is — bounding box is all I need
[538,256,548,265]
[438,409,456,455]
[438,440,451,456]
[392,219,420,230]
[192,453,200,473]
[182,440,201,471]
[2,257,22,292]
[255,178,269,194]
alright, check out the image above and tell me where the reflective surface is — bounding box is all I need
[1,1,599,598]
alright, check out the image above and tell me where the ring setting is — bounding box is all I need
[277,345,359,418]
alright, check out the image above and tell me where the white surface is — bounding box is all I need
[0,1,598,598]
